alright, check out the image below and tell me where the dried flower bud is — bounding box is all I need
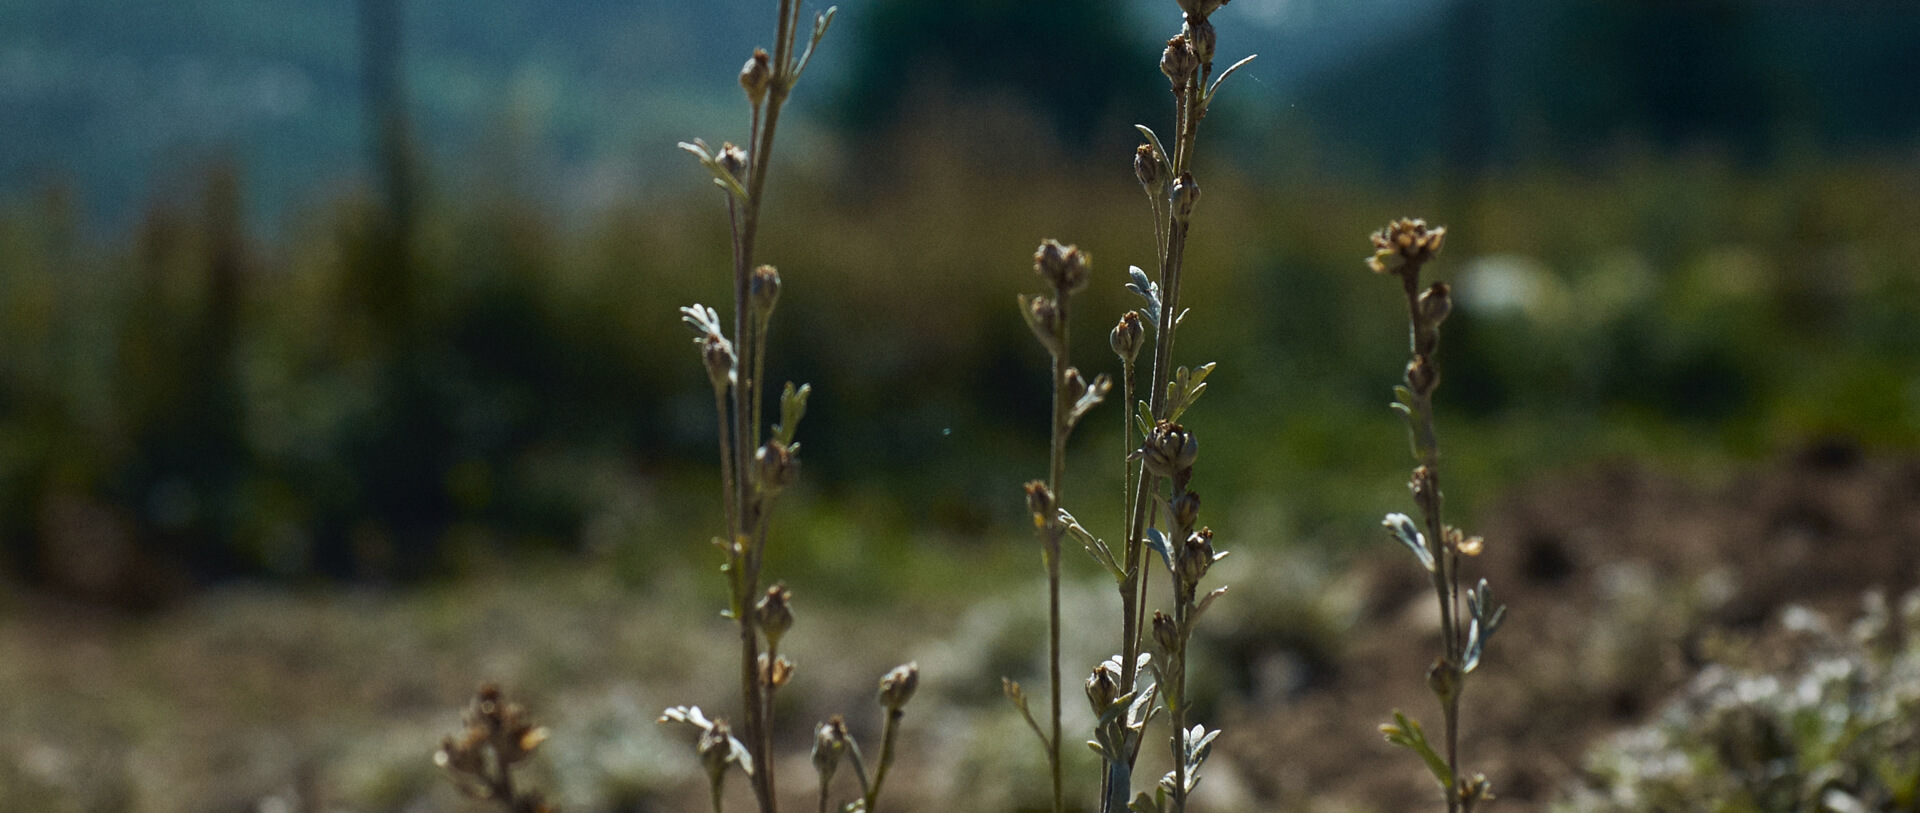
[1134,144,1163,190]
[760,653,795,688]
[1023,295,1064,353]
[701,334,734,391]
[1406,356,1438,395]
[812,716,850,782]
[755,440,799,494]
[1023,480,1056,530]
[698,718,736,781]
[750,264,781,317]
[1368,218,1446,276]
[1152,610,1180,654]
[1169,491,1201,533]
[1457,533,1484,557]
[1425,657,1460,704]
[1441,526,1484,557]
[1459,773,1494,807]
[1178,527,1216,592]
[878,662,919,712]
[1418,282,1452,327]
[1185,16,1217,65]
[740,48,773,106]
[1034,239,1090,296]
[1064,367,1090,405]
[458,683,548,767]
[756,583,794,645]
[1161,35,1199,89]
[1111,311,1145,363]
[718,143,749,183]
[1409,465,1436,508]
[1142,421,1199,479]
[1171,172,1201,220]
[1086,661,1120,713]
[1177,0,1231,21]
[435,730,487,776]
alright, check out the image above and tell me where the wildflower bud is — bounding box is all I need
[718,143,749,183]
[1161,35,1198,89]
[1142,421,1199,479]
[756,583,795,645]
[740,48,773,106]
[1152,610,1180,654]
[698,718,736,781]
[1134,144,1162,190]
[1425,657,1460,704]
[1086,661,1120,713]
[750,265,781,317]
[878,662,919,712]
[1409,465,1436,508]
[1179,528,1216,592]
[1178,0,1229,20]
[700,335,735,391]
[1023,295,1064,352]
[1169,491,1201,533]
[1368,218,1446,276]
[1418,282,1453,327]
[755,440,799,494]
[1034,239,1090,296]
[462,683,547,765]
[1185,17,1216,66]
[1460,774,1494,807]
[435,731,486,776]
[1458,533,1484,557]
[1406,356,1438,395]
[1023,480,1056,530]
[1064,367,1090,406]
[760,653,795,688]
[812,716,849,782]
[1111,311,1144,364]
[1171,172,1201,220]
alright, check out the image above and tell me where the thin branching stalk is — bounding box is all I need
[1019,240,1098,813]
[863,708,903,812]
[673,3,837,812]
[1371,220,1506,813]
[1049,299,1068,813]
[1101,8,1251,813]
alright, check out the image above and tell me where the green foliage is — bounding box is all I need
[5,138,1920,595]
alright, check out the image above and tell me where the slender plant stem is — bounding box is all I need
[1046,293,1071,813]
[714,384,738,541]
[1170,603,1190,813]
[1110,71,1201,813]
[1401,271,1462,813]
[726,2,801,810]
[1105,355,1138,813]
[738,618,768,811]
[863,710,904,813]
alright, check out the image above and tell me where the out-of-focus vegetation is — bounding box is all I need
[1561,590,1920,813]
[5,144,1920,599]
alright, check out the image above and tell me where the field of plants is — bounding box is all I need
[3,0,1919,811]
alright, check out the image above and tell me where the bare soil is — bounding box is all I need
[1223,439,1920,810]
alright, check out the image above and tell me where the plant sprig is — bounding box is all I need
[1368,219,1507,813]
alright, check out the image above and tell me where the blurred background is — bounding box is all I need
[2,0,1919,811]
